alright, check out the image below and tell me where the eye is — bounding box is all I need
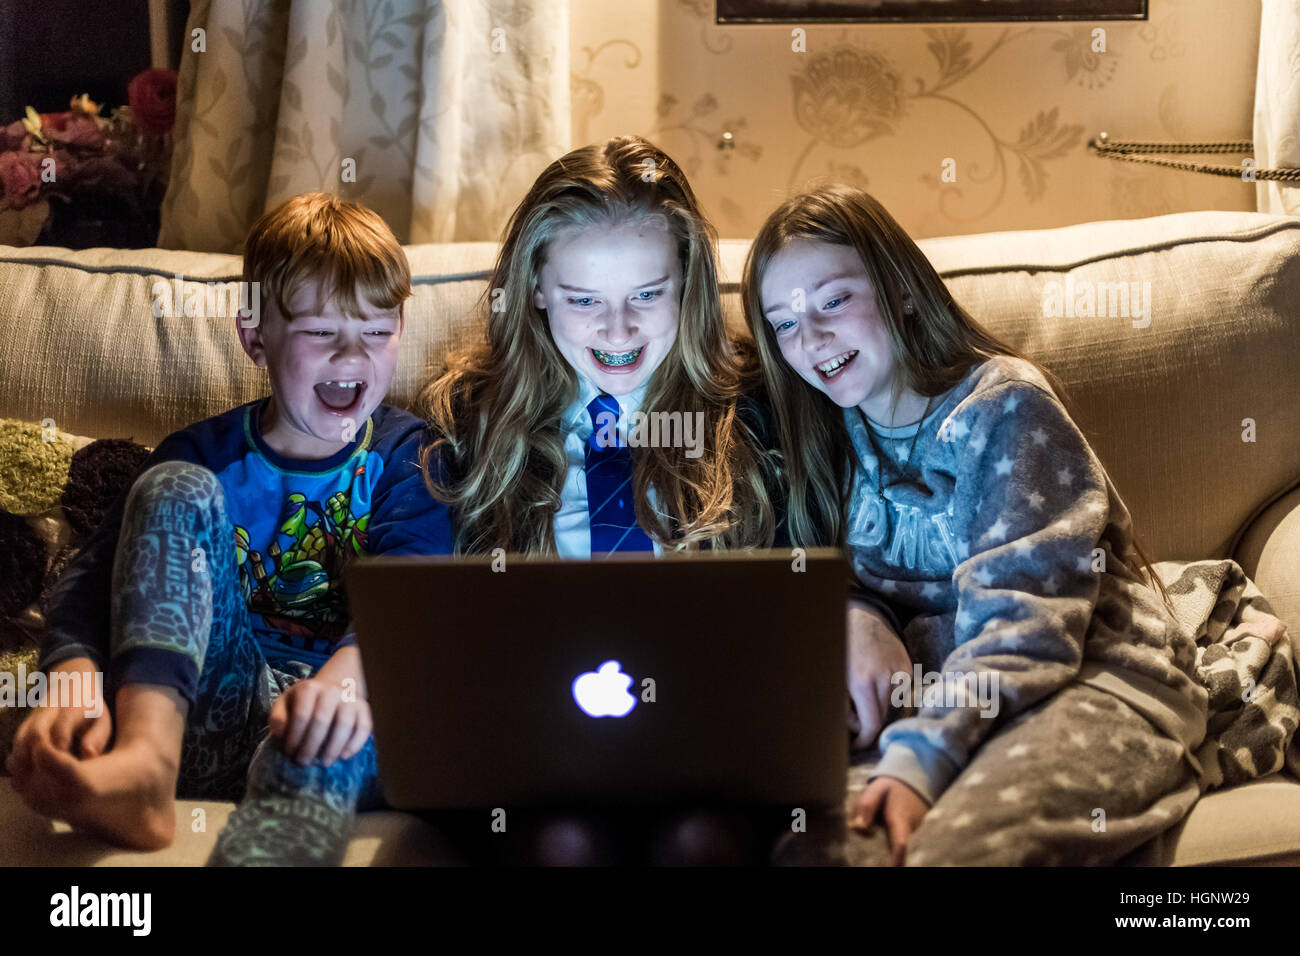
[823,294,849,310]
[303,329,334,338]
[567,296,597,308]
[773,319,795,334]
[366,329,395,337]
[635,289,664,302]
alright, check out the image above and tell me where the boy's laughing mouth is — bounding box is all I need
[314,379,367,413]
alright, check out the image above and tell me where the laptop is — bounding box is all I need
[345,548,848,810]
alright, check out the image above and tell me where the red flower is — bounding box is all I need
[127,69,178,136]
[0,151,44,209]
[2,120,28,151]
[49,115,105,152]
[39,112,70,133]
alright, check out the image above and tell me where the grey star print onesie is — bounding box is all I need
[846,355,1211,865]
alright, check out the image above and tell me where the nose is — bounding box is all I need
[332,330,368,364]
[800,311,833,355]
[599,303,639,347]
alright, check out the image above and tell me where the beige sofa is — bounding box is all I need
[1,209,1298,866]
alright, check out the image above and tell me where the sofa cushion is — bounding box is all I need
[1122,773,1300,866]
[0,244,497,450]
[3,211,1297,563]
[1234,486,1300,642]
[921,212,1300,564]
[5,771,1298,867]
[0,778,461,866]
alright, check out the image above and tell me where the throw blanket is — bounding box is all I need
[841,559,1299,853]
[0,420,151,764]
[1158,559,1300,788]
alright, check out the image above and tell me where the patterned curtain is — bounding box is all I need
[1254,0,1300,214]
[158,0,571,252]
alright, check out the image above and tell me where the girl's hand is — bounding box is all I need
[846,599,912,750]
[269,677,372,767]
[849,775,931,866]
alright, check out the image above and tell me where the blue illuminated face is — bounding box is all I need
[760,239,898,415]
[533,219,681,397]
[239,274,403,459]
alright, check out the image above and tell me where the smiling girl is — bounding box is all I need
[416,135,792,864]
[420,135,778,558]
[744,184,1208,866]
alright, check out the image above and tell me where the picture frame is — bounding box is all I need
[716,0,1147,24]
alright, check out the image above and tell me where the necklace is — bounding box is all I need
[856,395,934,504]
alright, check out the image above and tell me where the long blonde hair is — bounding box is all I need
[741,184,1172,608]
[418,135,776,555]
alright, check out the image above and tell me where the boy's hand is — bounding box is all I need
[849,775,931,866]
[5,657,112,784]
[846,599,912,751]
[269,677,371,767]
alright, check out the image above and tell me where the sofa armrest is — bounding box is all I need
[1234,485,1300,646]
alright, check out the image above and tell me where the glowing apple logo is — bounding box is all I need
[572,660,636,718]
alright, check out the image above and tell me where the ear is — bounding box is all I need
[532,285,546,311]
[236,313,269,368]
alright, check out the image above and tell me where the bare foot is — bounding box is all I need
[21,740,177,850]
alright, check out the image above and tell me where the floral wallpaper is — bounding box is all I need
[569,0,1261,238]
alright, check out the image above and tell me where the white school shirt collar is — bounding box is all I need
[563,375,651,438]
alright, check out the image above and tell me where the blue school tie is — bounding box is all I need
[585,393,654,556]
